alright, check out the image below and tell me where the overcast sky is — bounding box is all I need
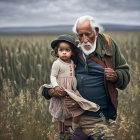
[0,0,140,27]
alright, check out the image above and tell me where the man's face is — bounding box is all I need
[76,20,98,50]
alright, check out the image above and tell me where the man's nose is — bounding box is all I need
[82,34,88,43]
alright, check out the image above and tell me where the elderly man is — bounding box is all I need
[42,15,130,139]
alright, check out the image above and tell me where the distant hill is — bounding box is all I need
[102,24,140,31]
[0,24,140,34]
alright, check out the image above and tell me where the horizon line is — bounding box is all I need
[0,23,140,28]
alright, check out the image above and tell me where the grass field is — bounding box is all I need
[0,31,140,140]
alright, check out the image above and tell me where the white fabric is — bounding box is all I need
[39,84,100,112]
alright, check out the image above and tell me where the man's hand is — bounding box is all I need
[104,68,118,83]
[65,96,80,111]
[48,86,67,98]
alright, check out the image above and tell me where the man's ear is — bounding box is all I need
[95,27,99,35]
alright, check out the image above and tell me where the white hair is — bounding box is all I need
[72,15,104,34]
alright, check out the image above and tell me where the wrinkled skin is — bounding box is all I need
[48,86,67,98]
[104,68,118,82]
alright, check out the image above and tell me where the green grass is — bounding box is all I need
[0,32,140,140]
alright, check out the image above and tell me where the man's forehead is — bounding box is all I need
[76,20,93,33]
[77,19,90,27]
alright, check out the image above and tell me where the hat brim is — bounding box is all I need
[51,39,77,49]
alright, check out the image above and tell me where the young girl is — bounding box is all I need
[49,34,99,139]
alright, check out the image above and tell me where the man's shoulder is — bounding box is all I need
[100,33,112,48]
[98,33,113,56]
[103,34,112,47]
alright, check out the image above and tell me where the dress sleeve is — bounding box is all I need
[50,61,60,87]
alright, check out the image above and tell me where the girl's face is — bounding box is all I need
[57,42,72,63]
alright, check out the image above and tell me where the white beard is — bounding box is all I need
[80,36,97,56]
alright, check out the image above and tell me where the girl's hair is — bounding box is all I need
[51,41,80,60]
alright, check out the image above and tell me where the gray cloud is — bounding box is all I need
[0,0,140,27]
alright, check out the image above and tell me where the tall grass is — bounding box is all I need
[0,34,58,140]
[107,31,140,140]
[0,32,140,140]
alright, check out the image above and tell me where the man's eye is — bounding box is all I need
[85,32,91,36]
[78,34,83,38]
[78,32,91,37]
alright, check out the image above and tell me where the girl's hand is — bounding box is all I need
[65,96,80,111]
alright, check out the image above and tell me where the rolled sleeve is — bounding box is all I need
[42,87,51,100]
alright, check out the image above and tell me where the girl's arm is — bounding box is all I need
[50,75,59,87]
[41,61,66,99]
[50,61,65,94]
[50,61,59,87]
